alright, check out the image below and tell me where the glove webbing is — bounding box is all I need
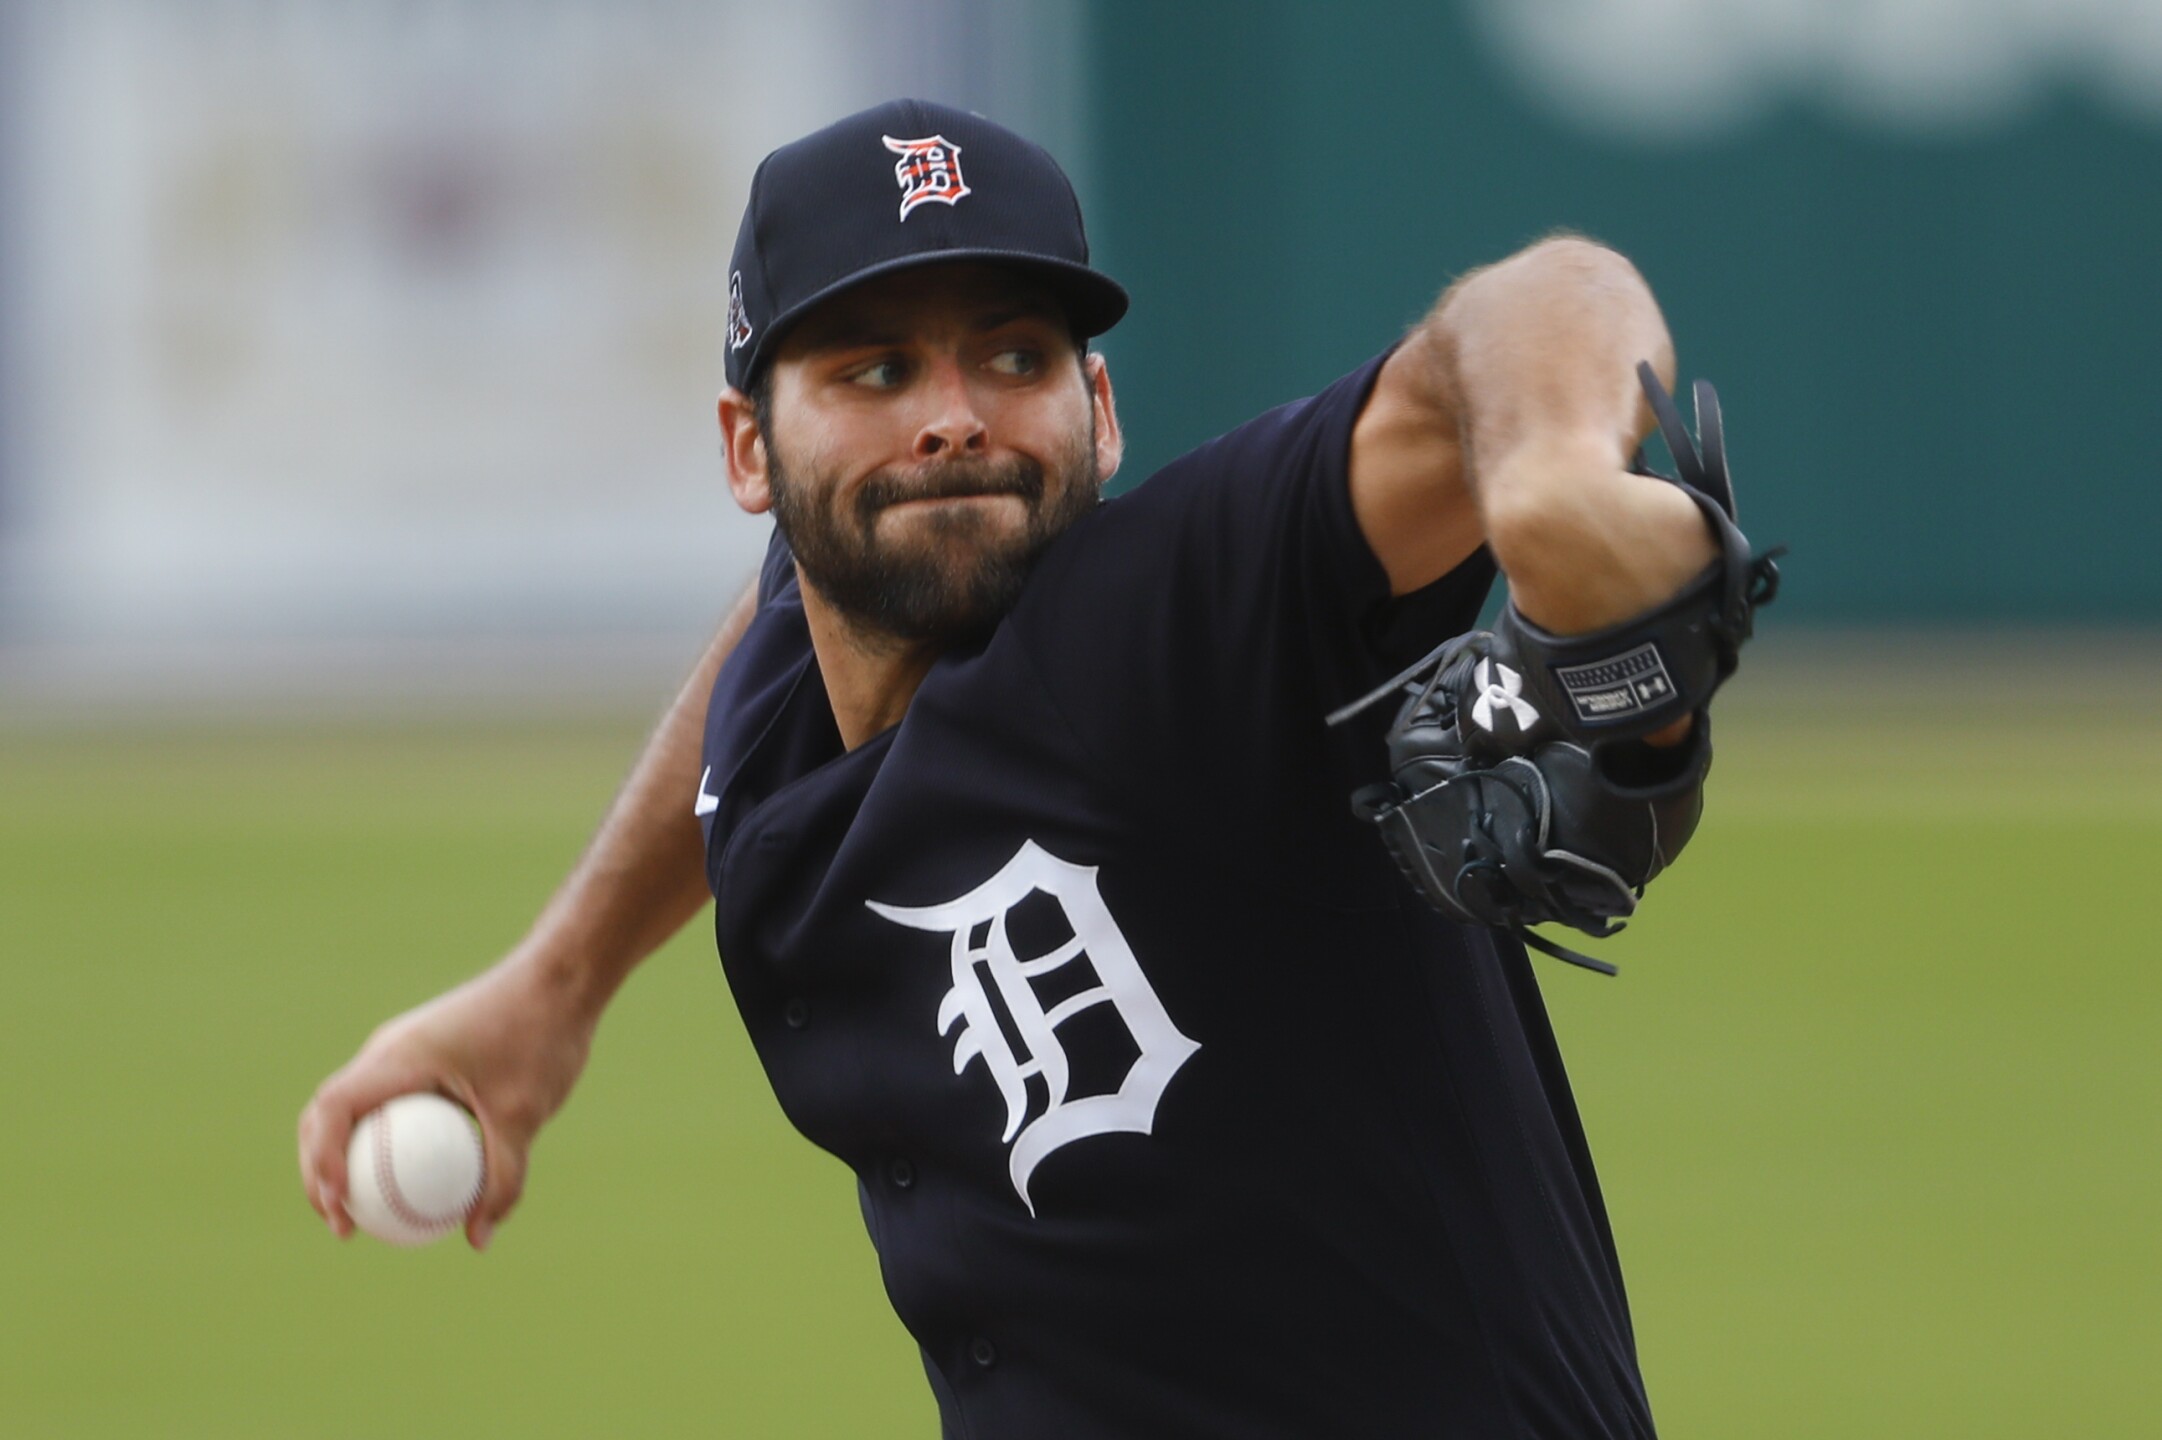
[1632,362,1786,664]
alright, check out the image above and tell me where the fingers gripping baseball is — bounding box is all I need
[299,1044,437,1239]
[297,961,595,1250]
[463,1094,534,1250]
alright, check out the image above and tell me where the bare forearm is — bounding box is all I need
[507,579,758,1017]
[1423,236,1714,632]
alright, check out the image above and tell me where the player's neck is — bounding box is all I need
[798,584,940,751]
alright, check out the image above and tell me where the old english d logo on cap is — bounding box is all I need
[883,133,971,219]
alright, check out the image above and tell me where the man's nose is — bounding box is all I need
[913,359,989,459]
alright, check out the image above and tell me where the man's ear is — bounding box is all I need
[1085,351,1123,484]
[717,387,773,514]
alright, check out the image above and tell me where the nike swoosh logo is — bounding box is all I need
[694,765,720,818]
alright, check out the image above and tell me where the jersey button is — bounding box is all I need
[969,1337,997,1369]
[888,1158,915,1190]
[782,997,809,1029]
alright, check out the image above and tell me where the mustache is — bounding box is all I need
[857,455,1046,514]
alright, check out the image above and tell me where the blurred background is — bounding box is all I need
[4,1,2157,1436]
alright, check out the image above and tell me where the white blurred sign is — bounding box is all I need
[1472,0,2162,140]
[1,0,1085,668]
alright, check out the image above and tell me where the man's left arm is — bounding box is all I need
[1342,235,1783,963]
[1349,234,1715,638]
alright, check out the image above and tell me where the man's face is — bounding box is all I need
[741,264,1117,645]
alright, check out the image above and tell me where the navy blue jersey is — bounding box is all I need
[697,355,1654,1439]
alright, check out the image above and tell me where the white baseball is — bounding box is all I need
[343,1093,486,1247]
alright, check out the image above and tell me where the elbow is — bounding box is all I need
[1434,234,1665,352]
[1429,233,1676,469]
[1507,233,1652,300]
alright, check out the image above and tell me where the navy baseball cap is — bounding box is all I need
[723,99,1129,392]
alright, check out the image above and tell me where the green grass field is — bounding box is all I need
[4,646,2158,1437]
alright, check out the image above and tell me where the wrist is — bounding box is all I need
[498,923,625,1031]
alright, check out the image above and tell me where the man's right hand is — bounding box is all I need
[296,581,756,1252]
[297,957,599,1250]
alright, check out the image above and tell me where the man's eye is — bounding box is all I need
[987,348,1040,377]
[852,359,908,389]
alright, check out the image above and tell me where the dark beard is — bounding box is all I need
[767,421,1100,646]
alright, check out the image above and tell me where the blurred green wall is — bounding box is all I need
[1080,1,2161,622]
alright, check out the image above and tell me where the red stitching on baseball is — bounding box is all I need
[374,1107,441,1234]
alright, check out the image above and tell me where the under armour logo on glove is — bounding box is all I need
[1471,659,1540,732]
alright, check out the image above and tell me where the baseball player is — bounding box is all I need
[301,99,1776,1437]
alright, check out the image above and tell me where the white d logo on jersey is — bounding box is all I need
[867,840,1199,1215]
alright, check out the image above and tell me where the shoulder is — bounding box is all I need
[1140,352,1396,508]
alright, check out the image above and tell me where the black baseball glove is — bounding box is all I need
[1331,365,1782,973]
